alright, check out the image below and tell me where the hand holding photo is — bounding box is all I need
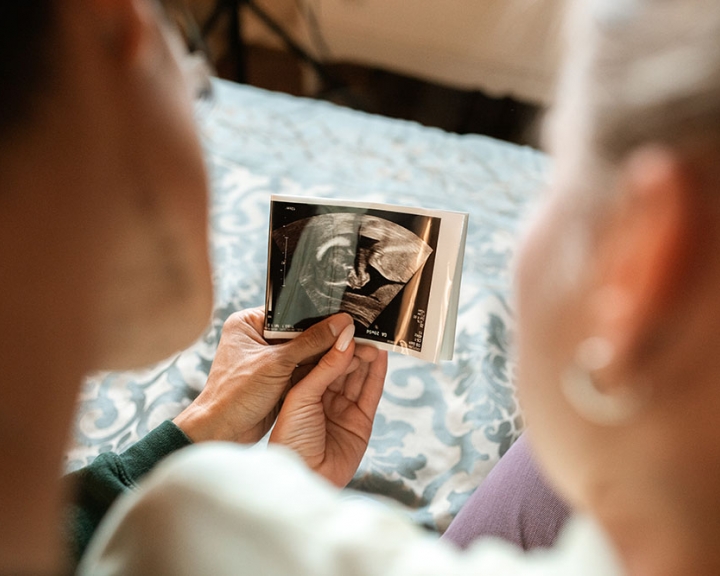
[264,196,468,363]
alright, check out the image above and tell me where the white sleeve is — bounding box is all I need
[77,443,619,576]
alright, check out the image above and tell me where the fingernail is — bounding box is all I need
[329,314,351,338]
[335,324,355,352]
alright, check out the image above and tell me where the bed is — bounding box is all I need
[225,0,567,105]
[303,0,568,105]
[66,78,548,533]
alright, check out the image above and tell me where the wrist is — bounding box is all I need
[173,404,214,443]
[174,403,262,445]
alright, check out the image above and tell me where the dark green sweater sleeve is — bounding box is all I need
[65,420,192,564]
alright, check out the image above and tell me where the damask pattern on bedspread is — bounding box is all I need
[66,80,547,533]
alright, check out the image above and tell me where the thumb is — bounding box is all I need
[278,313,354,366]
[289,325,357,401]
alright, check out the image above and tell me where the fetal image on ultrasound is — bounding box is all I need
[266,202,440,350]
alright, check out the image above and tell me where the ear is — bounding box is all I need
[85,0,155,65]
[589,146,695,373]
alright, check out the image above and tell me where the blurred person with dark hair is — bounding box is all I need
[0,1,386,573]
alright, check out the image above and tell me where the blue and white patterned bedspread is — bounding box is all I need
[67,79,548,533]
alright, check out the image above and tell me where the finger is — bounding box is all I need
[327,372,347,394]
[327,351,368,393]
[291,364,314,386]
[357,350,388,418]
[346,356,361,375]
[296,340,377,370]
[223,307,266,342]
[353,344,379,364]
[277,313,353,367]
[290,355,360,387]
[342,359,370,402]
[288,325,356,401]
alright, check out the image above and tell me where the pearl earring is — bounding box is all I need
[561,337,646,426]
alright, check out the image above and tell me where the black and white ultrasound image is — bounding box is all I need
[265,200,441,351]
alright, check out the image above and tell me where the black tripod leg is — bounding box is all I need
[201,0,228,38]
[202,0,248,84]
[230,1,247,83]
[244,0,343,92]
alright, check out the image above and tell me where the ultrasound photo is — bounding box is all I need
[265,199,441,352]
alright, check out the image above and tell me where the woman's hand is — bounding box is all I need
[174,308,361,444]
[270,335,388,487]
